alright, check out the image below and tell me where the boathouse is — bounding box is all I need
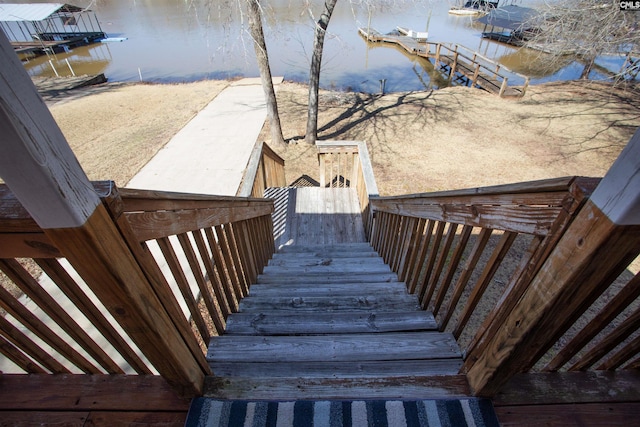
[477,5,539,46]
[0,3,105,58]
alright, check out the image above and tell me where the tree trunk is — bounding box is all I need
[247,0,285,145]
[580,55,596,79]
[305,0,339,145]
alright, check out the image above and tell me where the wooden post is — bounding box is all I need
[521,77,530,96]
[449,51,459,81]
[498,77,508,97]
[0,32,206,397]
[435,43,441,65]
[466,129,640,397]
[472,64,481,87]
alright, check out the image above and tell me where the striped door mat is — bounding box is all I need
[186,398,500,427]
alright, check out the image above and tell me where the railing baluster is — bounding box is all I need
[432,225,473,314]
[417,221,446,309]
[407,219,435,295]
[0,279,93,373]
[0,315,70,373]
[0,259,112,374]
[36,258,152,374]
[216,224,246,300]
[157,236,210,343]
[192,229,231,319]
[439,228,493,329]
[204,227,237,313]
[423,223,459,310]
[547,271,640,371]
[178,232,225,336]
[453,231,517,339]
[398,217,421,282]
[0,334,47,373]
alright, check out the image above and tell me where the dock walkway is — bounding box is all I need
[359,28,529,97]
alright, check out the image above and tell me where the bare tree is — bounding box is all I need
[247,0,285,144]
[305,0,339,145]
[523,1,640,79]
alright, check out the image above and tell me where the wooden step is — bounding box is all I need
[257,272,399,284]
[271,251,380,260]
[238,294,421,312]
[247,282,408,297]
[203,375,471,400]
[207,332,461,363]
[261,262,391,275]
[225,311,438,335]
[209,359,463,378]
[276,243,374,254]
[267,256,386,267]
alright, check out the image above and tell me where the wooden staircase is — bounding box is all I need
[204,239,468,399]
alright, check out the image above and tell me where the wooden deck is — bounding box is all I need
[358,28,528,97]
[268,187,366,248]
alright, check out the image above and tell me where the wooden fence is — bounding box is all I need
[316,140,378,239]
[0,181,274,397]
[369,171,640,396]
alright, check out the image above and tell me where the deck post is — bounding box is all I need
[449,50,459,81]
[0,32,206,398]
[466,129,640,397]
[472,64,481,87]
[498,77,508,97]
[521,77,530,96]
[435,43,441,65]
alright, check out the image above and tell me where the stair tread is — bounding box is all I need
[203,375,472,400]
[207,331,461,363]
[209,359,462,378]
[248,282,408,297]
[238,294,421,312]
[225,310,437,335]
[257,273,399,284]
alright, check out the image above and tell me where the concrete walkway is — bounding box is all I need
[127,77,282,196]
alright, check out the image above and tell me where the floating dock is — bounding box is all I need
[358,27,530,98]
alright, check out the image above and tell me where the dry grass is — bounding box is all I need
[263,80,640,196]
[48,80,229,187]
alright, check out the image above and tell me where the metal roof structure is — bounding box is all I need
[476,5,539,31]
[0,3,84,22]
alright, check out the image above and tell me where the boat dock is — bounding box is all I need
[359,27,530,97]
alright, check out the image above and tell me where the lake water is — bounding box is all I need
[15,0,621,93]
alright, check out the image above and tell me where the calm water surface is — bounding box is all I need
[14,0,620,92]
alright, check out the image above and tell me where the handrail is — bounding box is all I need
[0,181,275,397]
[366,175,640,397]
[237,141,286,197]
[316,140,378,239]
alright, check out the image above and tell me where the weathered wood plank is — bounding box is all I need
[247,282,408,297]
[266,256,386,267]
[257,272,399,284]
[225,311,438,335]
[494,402,640,427]
[0,410,187,427]
[211,359,463,378]
[203,375,471,400]
[493,371,640,405]
[238,294,421,312]
[207,332,460,363]
[262,263,391,275]
[0,374,189,411]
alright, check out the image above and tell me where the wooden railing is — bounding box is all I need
[317,140,378,239]
[0,181,274,396]
[237,141,286,198]
[369,176,638,392]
